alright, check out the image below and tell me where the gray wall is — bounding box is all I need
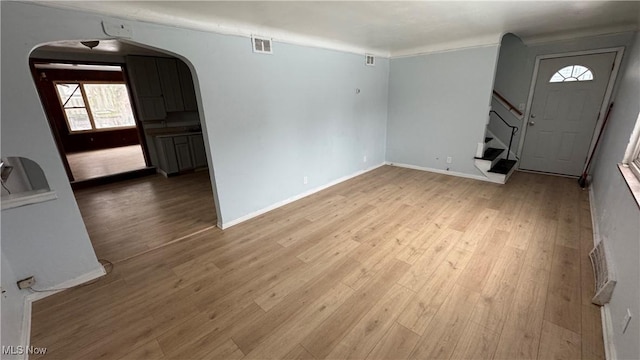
[494,33,531,107]
[386,45,500,176]
[490,34,530,151]
[1,0,389,344]
[591,32,640,360]
[1,251,25,359]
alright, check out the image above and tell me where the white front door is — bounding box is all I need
[520,52,616,176]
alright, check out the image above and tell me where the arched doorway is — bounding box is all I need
[29,39,220,262]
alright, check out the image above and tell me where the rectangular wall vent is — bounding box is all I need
[365,54,375,66]
[252,36,273,54]
[589,239,616,305]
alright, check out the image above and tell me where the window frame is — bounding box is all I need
[623,113,640,180]
[53,80,137,134]
[549,64,594,83]
[620,112,640,208]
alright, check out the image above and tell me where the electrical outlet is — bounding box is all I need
[303,176,308,185]
[446,157,452,164]
[363,155,367,163]
[17,276,35,290]
[622,308,632,333]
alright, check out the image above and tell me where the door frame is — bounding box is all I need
[516,47,625,174]
[29,58,153,181]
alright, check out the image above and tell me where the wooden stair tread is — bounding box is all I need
[489,159,517,175]
[475,147,504,162]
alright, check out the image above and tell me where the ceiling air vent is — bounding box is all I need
[252,36,273,54]
[589,239,616,305]
[365,54,375,66]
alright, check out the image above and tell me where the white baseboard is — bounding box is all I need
[588,186,617,360]
[386,161,492,183]
[220,163,385,229]
[19,265,107,360]
[602,304,617,360]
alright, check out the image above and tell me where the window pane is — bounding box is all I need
[550,73,565,82]
[55,83,85,108]
[558,66,574,78]
[578,71,593,81]
[83,84,136,129]
[572,65,589,77]
[549,65,594,83]
[64,108,92,131]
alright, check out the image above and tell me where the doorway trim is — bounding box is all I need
[516,47,625,174]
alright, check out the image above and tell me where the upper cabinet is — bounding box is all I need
[177,61,198,112]
[126,56,198,121]
[128,56,162,97]
[156,58,185,112]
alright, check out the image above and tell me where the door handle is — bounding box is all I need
[530,114,536,118]
[529,121,535,126]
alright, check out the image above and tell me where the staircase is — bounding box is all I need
[474,109,519,184]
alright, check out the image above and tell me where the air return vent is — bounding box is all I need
[589,239,616,305]
[365,54,375,66]
[252,36,272,54]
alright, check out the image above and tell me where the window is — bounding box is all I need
[549,65,594,83]
[54,82,136,132]
[623,113,640,181]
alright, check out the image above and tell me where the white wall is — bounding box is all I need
[590,32,640,360]
[489,34,530,151]
[1,251,26,358]
[386,45,500,176]
[1,1,389,343]
[494,33,531,107]
[1,0,106,329]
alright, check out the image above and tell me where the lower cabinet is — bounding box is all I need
[155,134,207,176]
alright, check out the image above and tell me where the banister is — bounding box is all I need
[489,110,518,161]
[492,90,523,117]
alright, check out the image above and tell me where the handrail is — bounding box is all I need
[493,90,523,117]
[490,110,518,132]
[489,110,518,161]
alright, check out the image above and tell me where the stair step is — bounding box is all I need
[484,137,493,144]
[489,159,517,175]
[475,147,504,161]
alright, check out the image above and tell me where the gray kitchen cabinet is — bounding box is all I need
[155,137,179,175]
[177,60,198,111]
[155,133,207,176]
[173,136,193,171]
[139,97,166,121]
[126,56,166,120]
[126,56,162,96]
[189,134,207,168]
[156,58,185,112]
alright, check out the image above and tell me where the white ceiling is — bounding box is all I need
[39,1,640,57]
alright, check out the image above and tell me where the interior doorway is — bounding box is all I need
[519,50,621,176]
[29,39,219,262]
[30,60,152,183]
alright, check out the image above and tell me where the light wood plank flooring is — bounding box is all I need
[73,171,217,262]
[31,166,604,359]
[67,145,146,181]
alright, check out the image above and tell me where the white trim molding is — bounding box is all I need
[19,266,107,360]
[1,190,57,211]
[220,163,385,229]
[386,162,490,183]
[588,186,618,360]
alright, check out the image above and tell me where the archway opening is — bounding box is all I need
[29,38,220,262]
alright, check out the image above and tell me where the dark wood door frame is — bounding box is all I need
[29,58,152,182]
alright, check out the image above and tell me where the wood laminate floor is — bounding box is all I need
[31,166,604,360]
[67,145,147,181]
[73,171,217,262]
